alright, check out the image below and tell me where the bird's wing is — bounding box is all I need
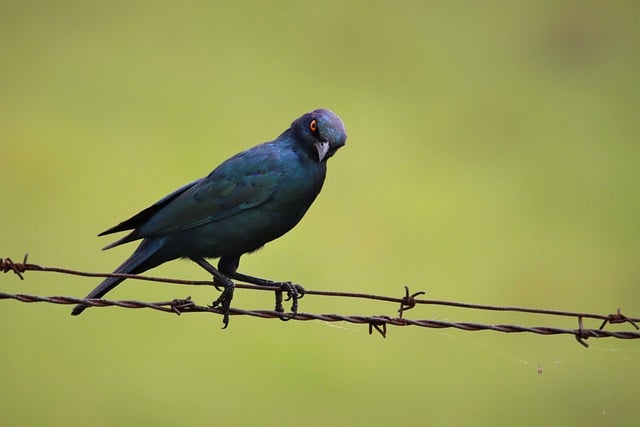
[99,179,202,236]
[102,147,283,248]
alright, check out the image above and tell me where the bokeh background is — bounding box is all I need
[1,1,638,426]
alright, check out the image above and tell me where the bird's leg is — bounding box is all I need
[218,256,304,318]
[191,257,234,328]
[232,272,305,314]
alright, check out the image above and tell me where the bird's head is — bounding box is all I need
[292,108,347,162]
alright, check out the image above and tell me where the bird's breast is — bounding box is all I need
[268,159,325,222]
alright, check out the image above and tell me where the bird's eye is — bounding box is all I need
[309,119,318,133]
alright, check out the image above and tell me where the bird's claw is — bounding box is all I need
[274,281,305,321]
[212,277,225,292]
[282,282,305,302]
[209,279,235,329]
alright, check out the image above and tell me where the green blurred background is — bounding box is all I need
[1,1,638,426]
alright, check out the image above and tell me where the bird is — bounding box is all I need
[71,108,347,327]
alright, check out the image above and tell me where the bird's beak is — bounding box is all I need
[315,141,330,162]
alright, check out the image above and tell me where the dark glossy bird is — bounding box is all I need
[71,108,347,326]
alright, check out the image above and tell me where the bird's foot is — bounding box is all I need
[274,281,305,321]
[209,278,235,329]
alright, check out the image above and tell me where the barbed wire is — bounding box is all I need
[2,255,639,347]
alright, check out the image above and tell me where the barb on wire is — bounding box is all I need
[2,255,639,347]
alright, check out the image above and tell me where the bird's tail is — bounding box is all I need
[71,239,165,316]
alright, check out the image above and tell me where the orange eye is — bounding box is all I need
[309,119,317,133]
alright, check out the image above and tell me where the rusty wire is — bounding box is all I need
[2,255,639,347]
